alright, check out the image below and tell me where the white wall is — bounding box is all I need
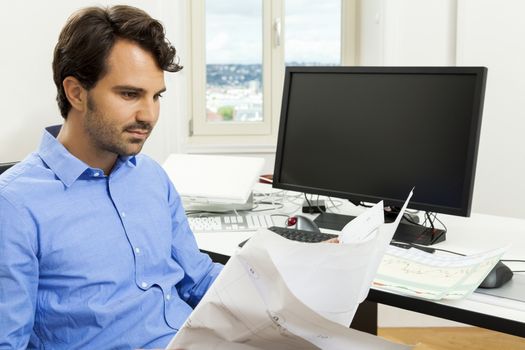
[457,0,525,219]
[382,0,456,65]
[0,0,185,164]
[358,0,456,66]
[360,0,525,220]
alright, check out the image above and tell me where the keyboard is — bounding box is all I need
[267,226,338,242]
[188,213,280,232]
[238,226,338,248]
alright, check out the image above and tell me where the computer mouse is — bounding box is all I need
[287,215,321,232]
[478,261,513,289]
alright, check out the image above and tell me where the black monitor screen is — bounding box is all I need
[273,67,487,217]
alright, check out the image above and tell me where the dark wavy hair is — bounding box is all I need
[53,5,182,118]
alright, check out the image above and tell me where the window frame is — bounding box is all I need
[185,0,358,151]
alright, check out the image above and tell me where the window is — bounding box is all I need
[188,0,357,147]
[206,1,263,124]
[285,0,342,66]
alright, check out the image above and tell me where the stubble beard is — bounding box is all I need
[85,96,151,157]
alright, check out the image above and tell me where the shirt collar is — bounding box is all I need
[38,129,137,187]
[121,155,137,167]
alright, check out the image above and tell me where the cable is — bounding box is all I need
[432,214,448,234]
[303,193,313,213]
[389,238,467,256]
[327,197,344,212]
[390,241,436,254]
[274,191,303,215]
[425,212,435,230]
[430,247,464,255]
[265,213,290,226]
[250,204,285,212]
[419,245,465,256]
[252,187,305,213]
[315,194,326,213]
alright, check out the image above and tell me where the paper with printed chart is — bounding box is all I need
[166,192,414,350]
[373,244,507,300]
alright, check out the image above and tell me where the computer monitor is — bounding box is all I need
[273,66,487,245]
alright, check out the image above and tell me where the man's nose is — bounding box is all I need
[137,99,158,123]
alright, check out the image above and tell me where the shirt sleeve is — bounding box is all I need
[165,179,223,308]
[0,195,39,349]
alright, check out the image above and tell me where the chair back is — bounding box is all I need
[0,162,17,175]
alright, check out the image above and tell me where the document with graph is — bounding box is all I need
[373,244,507,300]
[166,193,414,350]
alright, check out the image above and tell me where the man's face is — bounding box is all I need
[83,39,166,157]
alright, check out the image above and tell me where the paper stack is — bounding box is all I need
[374,244,506,300]
[166,193,414,349]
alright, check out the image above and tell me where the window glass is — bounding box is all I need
[285,0,341,66]
[205,0,263,122]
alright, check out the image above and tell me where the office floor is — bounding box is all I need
[378,327,525,350]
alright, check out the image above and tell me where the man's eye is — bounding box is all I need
[121,91,138,99]
[154,93,164,100]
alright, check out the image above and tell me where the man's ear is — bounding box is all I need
[63,77,87,113]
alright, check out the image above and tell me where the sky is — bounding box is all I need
[206,0,341,65]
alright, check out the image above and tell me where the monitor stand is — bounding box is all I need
[314,212,446,246]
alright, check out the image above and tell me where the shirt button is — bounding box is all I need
[166,294,171,301]
[135,247,141,254]
[141,282,148,288]
[94,172,100,177]
[121,212,126,218]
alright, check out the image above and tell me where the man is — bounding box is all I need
[0,5,222,349]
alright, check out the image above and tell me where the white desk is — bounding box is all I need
[194,211,525,337]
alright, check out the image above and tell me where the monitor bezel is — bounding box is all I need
[272,66,487,217]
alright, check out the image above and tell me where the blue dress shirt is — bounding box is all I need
[0,130,223,349]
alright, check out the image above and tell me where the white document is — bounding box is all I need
[339,200,385,244]
[340,192,413,305]
[374,244,507,300]
[166,192,414,350]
